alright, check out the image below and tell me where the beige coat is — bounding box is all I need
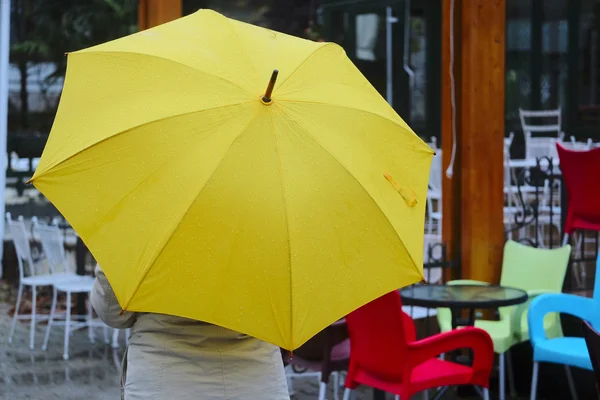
[90,265,289,400]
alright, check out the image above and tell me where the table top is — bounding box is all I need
[399,284,528,309]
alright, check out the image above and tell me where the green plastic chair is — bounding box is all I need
[436,240,571,400]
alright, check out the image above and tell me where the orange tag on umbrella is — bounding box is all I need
[384,172,417,207]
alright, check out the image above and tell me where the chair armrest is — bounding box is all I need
[406,327,494,378]
[528,293,600,346]
[510,289,559,335]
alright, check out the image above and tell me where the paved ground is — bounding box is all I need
[0,285,526,400]
[0,294,371,400]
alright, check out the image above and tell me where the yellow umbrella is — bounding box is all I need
[30,10,433,350]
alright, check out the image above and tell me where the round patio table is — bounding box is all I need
[395,284,528,399]
[400,284,528,329]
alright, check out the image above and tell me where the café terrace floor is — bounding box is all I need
[0,297,527,400]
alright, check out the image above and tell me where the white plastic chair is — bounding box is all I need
[6,213,59,350]
[32,218,107,359]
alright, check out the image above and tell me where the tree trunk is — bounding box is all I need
[18,61,28,130]
[13,0,29,130]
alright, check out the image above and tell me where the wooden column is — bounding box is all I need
[441,0,462,280]
[442,0,505,283]
[138,0,182,30]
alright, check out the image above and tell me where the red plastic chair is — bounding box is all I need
[556,143,600,240]
[342,291,494,400]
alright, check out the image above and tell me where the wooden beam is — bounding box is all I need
[442,0,505,283]
[460,0,505,283]
[138,0,182,30]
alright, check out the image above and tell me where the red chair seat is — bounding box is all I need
[411,359,473,390]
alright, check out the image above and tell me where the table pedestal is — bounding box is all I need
[76,237,88,315]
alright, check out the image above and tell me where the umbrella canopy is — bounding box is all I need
[31,10,434,350]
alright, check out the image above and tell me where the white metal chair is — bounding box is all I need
[524,132,564,162]
[426,136,438,151]
[504,134,526,238]
[426,150,442,235]
[504,132,515,151]
[566,136,593,151]
[519,108,565,165]
[519,108,563,138]
[6,213,60,350]
[32,218,107,359]
[111,328,131,349]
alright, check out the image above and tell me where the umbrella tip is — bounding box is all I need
[261,69,279,104]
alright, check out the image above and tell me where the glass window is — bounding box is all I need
[577,0,600,129]
[355,13,381,61]
[540,0,568,110]
[409,15,427,128]
[505,0,532,132]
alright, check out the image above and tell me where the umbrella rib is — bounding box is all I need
[121,111,260,312]
[32,101,253,181]
[70,51,252,94]
[274,104,426,283]
[224,18,260,87]
[267,107,294,349]
[274,43,334,94]
[277,99,432,153]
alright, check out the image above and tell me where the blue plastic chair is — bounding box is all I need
[528,255,600,400]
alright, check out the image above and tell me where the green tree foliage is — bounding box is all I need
[9,0,137,131]
[10,0,322,133]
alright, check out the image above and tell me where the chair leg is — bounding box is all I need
[103,325,110,344]
[422,389,430,400]
[481,387,490,400]
[63,291,71,360]
[318,381,327,400]
[342,388,352,400]
[42,286,58,351]
[87,296,95,344]
[395,396,400,400]
[507,350,517,397]
[499,353,505,400]
[333,372,340,400]
[286,375,295,397]
[8,283,24,344]
[29,285,37,350]
[565,365,579,400]
[530,362,539,400]
[112,329,120,349]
